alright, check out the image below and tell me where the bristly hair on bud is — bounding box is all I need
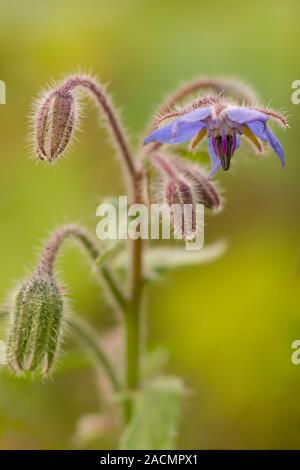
[169,154,223,212]
[151,153,222,213]
[6,224,97,378]
[33,83,77,162]
[145,76,258,137]
[6,223,124,380]
[7,270,65,376]
[149,153,222,241]
[165,176,196,240]
[31,74,137,186]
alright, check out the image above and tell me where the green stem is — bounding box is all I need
[38,224,128,314]
[62,76,146,425]
[73,227,128,312]
[124,177,145,423]
[101,265,127,312]
[70,316,121,392]
[127,237,143,390]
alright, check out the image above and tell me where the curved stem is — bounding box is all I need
[42,76,146,425]
[144,76,257,154]
[62,76,138,191]
[39,223,145,423]
[38,224,127,313]
[70,316,121,392]
[153,76,257,119]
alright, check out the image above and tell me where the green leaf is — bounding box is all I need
[120,376,185,450]
[141,347,169,380]
[144,240,226,274]
[114,240,226,279]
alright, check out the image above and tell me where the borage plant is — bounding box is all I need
[1,74,287,449]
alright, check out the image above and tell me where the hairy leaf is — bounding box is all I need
[120,376,185,450]
[114,240,226,279]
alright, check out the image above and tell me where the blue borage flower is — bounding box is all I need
[144,98,288,177]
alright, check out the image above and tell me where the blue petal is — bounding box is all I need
[208,137,221,177]
[144,122,180,144]
[248,122,285,167]
[171,120,207,143]
[247,120,268,141]
[227,107,268,124]
[265,128,285,167]
[144,121,205,145]
[144,107,211,145]
[177,107,211,123]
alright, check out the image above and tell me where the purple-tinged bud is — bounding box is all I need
[152,153,222,212]
[31,74,137,179]
[165,178,193,207]
[165,177,196,240]
[172,159,222,212]
[34,86,76,162]
[7,271,64,376]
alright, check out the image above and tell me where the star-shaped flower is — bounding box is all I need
[144,97,287,177]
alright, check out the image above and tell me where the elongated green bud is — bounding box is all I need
[7,271,64,376]
[7,223,123,379]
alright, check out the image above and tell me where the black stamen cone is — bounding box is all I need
[216,136,231,171]
[220,153,231,171]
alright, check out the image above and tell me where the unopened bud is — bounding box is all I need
[165,178,193,207]
[34,86,76,162]
[153,153,222,212]
[174,161,222,211]
[165,177,196,240]
[7,272,64,376]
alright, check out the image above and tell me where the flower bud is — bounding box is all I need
[152,152,222,212]
[176,163,222,211]
[165,177,196,240]
[165,178,193,207]
[7,272,64,376]
[34,86,76,162]
[158,154,222,212]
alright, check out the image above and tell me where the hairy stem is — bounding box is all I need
[126,238,143,390]
[39,220,145,423]
[61,77,146,419]
[43,75,146,426]
[154,76,257,119]
[38,224,127,312]
[144,76,257,154]
[63,76,138,191]
[123,172,145,422]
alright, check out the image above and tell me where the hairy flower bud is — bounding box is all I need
[171,158,222,211]
[32,74,136,179]
[150,152,222,240]
[165,178,193,206]
[165,177,196,240]
[7,272,64,376]
[152,153,222,211]
[34,86,76,162]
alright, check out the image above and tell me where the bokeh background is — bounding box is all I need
[0,0,299,449]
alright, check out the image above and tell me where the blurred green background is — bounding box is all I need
[0,0,299,449]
